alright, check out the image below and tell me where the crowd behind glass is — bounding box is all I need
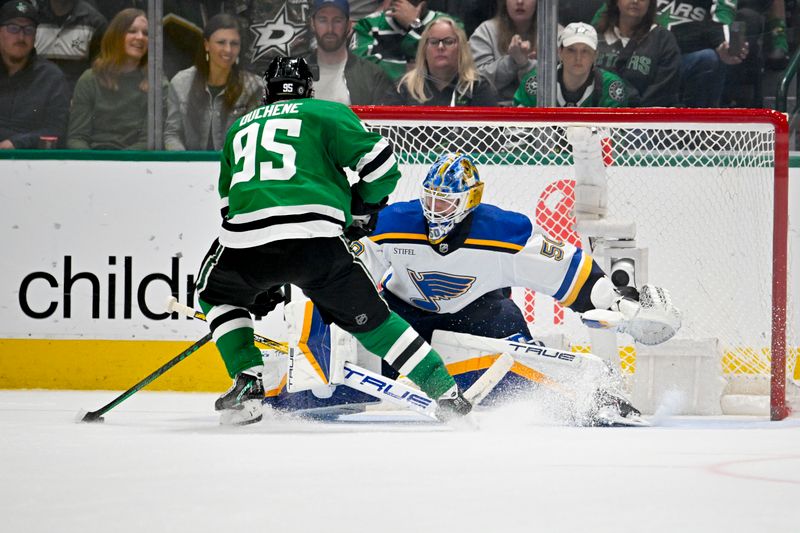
[0,0,795,151]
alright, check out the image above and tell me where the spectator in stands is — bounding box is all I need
[656,0,747,107]
[303,0,396,105]
[762,0,789,70]
[514,22,628,107]
[67,8,160,149]
[32,0,107,97]
[396,16,497,106]
[723,0,781,107]
[164,13,262,151]
[591,0,759,107]
[82,1,214,79]
[351,0,461,82]
[469,0,539,106]
[594,0,681,107]
[0,0,69,149]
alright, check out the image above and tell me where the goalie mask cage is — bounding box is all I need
[354,106,796,420]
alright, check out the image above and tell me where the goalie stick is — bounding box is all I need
[166,297,513,421]
[76,333,213,423]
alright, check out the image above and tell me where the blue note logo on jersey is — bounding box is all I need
[407,269,476,312]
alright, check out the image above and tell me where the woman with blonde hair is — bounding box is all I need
[397,17,497,106]
[67,8,161,150]
[469,0,538,105]
[164,13,263,151]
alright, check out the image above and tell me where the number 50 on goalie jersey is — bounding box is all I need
[217,98,400,249]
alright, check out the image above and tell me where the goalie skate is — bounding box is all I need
[585,389,649,427]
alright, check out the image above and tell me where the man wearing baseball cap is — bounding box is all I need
[0,0,69,149]
[304,0,397,105]
[513,22,629,108]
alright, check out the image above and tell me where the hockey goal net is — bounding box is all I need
[354,106,797,420]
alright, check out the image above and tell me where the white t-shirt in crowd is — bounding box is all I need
[315,60,351,106]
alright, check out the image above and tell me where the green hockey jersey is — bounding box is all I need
[217,98,400,248]
[513,65,629,107]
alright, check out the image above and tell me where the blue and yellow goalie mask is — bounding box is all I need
[420,153,484,244]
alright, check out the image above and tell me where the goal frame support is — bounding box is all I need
[353,106,790,420]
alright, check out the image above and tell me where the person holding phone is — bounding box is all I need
[659,0,749,107]
[591,0,751,107]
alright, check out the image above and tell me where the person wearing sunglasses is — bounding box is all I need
[0,0,69,149]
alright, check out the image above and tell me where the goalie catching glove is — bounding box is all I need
[345,185,388,241]
[583,284,682,345]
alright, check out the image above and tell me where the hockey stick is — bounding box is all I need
[166,297,288,353]
[76,332,213,423]
[166,298,513,420]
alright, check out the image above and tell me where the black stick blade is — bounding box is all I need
[76,409,105,423]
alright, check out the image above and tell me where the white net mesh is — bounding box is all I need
[360,110,797,404]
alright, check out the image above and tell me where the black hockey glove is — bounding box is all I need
[345,185,388,241]
[247,286,285,317]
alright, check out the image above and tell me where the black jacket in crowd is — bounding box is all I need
[0,51,70,149]
[396,75,498,107]
[595,25,682,107]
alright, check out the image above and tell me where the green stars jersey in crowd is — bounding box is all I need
[217,98,400,248]
[513,66,629,108]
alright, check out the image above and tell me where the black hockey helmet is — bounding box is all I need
[263,56,314,104]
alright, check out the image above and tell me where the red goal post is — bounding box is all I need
[353,106,794,420]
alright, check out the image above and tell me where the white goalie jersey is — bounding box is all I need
[352,200,598,314]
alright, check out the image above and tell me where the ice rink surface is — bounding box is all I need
[1,390,799,533]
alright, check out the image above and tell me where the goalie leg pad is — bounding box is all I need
[263,386,379,419]
[431,330,630,408]
[285,300,357,392]
[272,300,376,417]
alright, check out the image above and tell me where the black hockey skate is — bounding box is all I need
[587,389,648,427]
[215,368,265,426]
[436,386,473,421]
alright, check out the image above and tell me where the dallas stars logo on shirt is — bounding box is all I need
[656,0,716,28]
[249,3,309,62]
[608,80,626,102]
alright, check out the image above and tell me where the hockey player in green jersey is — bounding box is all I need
[513,22,628,108]
[195,56,471,425]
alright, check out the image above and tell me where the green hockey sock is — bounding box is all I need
[352,312,455,399]
[199,299,262,378]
